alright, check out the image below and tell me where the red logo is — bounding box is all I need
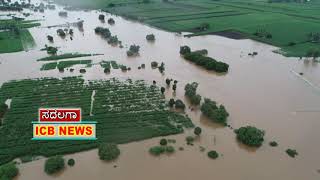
[39,108,81,122]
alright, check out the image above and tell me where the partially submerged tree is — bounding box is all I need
[194,127,202,136]
[127,44,140,56]
[98,14,105,20]
[158,62,165,73]
[146,34,155,41]
[47,35,53,42]
[98,143,120,161]
[234,126,265,147]
[185,82,201,105]
[180,45,191,55]
[108,18,115,25]
[44,156,65,175]
[56,29,66,37]
[175,99,185,110]
[207,150,219,159]
[160,138,167,146]
[201,98,229,125]
[168,98,175,107]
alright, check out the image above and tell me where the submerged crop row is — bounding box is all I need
[0,77,193,165]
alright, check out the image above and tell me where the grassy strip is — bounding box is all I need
[40,62,57,71]
[37,53,99,61]
[0,77,193,165]
[57,60,92,69]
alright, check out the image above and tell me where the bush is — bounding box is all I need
[186,136,194,144]
[149,146,166,156]
[166,146,175,153]
[207,151,219,159]
[108,18,115,25]
[175,99,185,110]
[98,14,105,20]
[47,35,53,42]
[160,138,167,146]
[168,99,175,107]
[194,127,202,136]
[201,98,229,125]
[151,61,158,68]
[180,46,191,55]
[0,162,18,180]
[107,35,119,45]
[185,82,201,105]
[172,84,177,91]
[286,149,298,158]
[234,126,265,147]
[160,87,165,94]
[94,27,111,38]
[67,159,75,166]
[127,44,140,56]
[104,67,111,73]
[165,78,171,86]
[44,156,65,175]
[56,29,66,37]
[269,141,278,147]
[146,34,155,41]
[98,143,120,161]
[158,62,165,73]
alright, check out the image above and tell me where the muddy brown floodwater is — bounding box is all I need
[1,1,320,180]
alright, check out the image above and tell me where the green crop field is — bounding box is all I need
[0,19,40,53]
[0,77,193,165]
[54,0,320,57]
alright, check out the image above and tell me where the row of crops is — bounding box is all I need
[40,60,93,71]
[0,77,193,165]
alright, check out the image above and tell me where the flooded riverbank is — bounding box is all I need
[1,1,320,180]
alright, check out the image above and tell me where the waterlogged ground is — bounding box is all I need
[1,1,320,180]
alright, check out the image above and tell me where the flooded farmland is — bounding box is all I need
[1,1,320,180]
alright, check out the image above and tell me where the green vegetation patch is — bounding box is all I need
[40,62,58,71]
[98,143,120,161]
[0,19,39,53]
[37,53,97,61]
[234,126,265,147]
[0,162,18,180]
[44,155,65,175]
[0,77,193,165]
[57,60,92,69]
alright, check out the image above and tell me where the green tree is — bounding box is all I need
[172,84,177,92]
[168,98,175,107]
[165,78,171,86]
[175,99,185,109]
[160,138,167,146]
[180,46,191,55]
[234,126,265,147]
[0,162,18,180]
[201,98,229,125]
[44,156,65,175]
[166,146,175,153]
[286,149,298,158]
[98,143,120,161]
[149,146,166,156]
[194,127,202,136]
[67,159,75,166]
[207,151,219,159]
[146,34,155,41]
[158,62,165,73]
[160,87,165,94]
